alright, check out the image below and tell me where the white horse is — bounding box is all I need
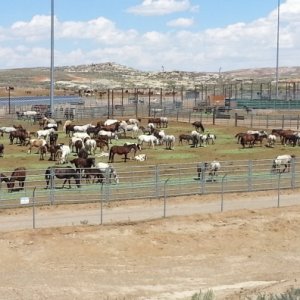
[267,134,277,147]
[96,162,119,184]
[73,124,93,133]
[191,130,204,148]
[127,118,140,125]
[206,133,217,145]
[36,128,55,140]
[137,135,159,149]
[197,161,221,181]
[57,144,71,164]
[162,135,176,150]
[0,127,17,136]
[272,154,295,173]
[104,119,119,126]
[84,138,97,155]
[98,130,118,143]
[120,122,140,138]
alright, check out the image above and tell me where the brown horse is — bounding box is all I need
[148,118,161,128]
[178,134,193,145]
[109,143,141,163]
[192,121,205,132]
[70,157,96,173]
[7,167,26,192]
[240,134,256,148]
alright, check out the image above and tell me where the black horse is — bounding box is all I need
[109,143,141,163]
[45,166,81,189]
[69,157,96,173]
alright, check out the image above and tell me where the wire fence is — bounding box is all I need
[0,158,299,206]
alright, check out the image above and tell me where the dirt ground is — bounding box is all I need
[1,191,300,300]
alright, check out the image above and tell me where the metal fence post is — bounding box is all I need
[155,165,160,198]
[50,168,55,204]
[277,172,281,208]
[248,160,253,192]
[163,178,170,218]
[291,157,296,189]
[100,183,104,225]
[221,174,228,212]
[32,187,36,229]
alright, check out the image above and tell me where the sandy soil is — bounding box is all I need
[1,191,300,300]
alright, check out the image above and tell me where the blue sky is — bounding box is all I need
[0,0,299,72]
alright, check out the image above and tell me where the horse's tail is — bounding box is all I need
[108,148,113,162]
[240,137,245,147]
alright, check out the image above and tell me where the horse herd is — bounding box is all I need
[0,115,298,192]
[235,128,300,148]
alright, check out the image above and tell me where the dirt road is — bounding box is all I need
[1,190,300,300]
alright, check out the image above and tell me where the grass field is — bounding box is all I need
[1,117,300,173]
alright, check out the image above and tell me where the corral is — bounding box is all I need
[1,113,300,299]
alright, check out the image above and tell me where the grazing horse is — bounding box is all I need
[192,121,205,132]
[137,135,159,149]
[178,134,193,145]
[95,162,119,184]
[162,135,176,150]
[197,161,221,181]
[109,143,141,163]
[45,166,81,189]
[272,154,295,173]
[240,133,256,148]
[7,167,26,192]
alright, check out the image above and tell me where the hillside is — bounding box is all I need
[1,63,300,95]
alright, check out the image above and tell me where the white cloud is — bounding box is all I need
[127,0,193,16]
[167,18,194,28]
[0,0,299,72]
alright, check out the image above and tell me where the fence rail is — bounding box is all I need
[0,159,299,209]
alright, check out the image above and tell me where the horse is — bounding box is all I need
[27,138,47,154]
[109,143,141,163]
[45,166,81,189]
[104,119,119,126]
[70,157,96,173]
[206,133,217,145]
[101,122,121,133]
[57,144,71,164]
[95,162,119,184]
[7,167,26,192]
[0,143,4,157]
[162,135,176,150]
[98,130,118,143]
[36,128,55,140]
[240,133,256,148]
[192,121,205,132]
[9,129,30,146]
[84,138,97,155]
[63,120,73,132]
[96,138,110,152]
[137,135,159,149]
[267,134,277,147]
[160,117,168,128]
[235,132,245,144]
[272,154,295,173]
[197,161,221,181]
[148,118,161,128]
[178,134,193,145]
[191,131,204,148]
[73,124,93,133]
[126,118,141,125]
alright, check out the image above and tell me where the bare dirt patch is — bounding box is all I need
[1,193,300,300]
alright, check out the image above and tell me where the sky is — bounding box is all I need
[0,0,299,72]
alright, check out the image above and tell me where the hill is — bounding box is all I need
[1,63,300,95]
